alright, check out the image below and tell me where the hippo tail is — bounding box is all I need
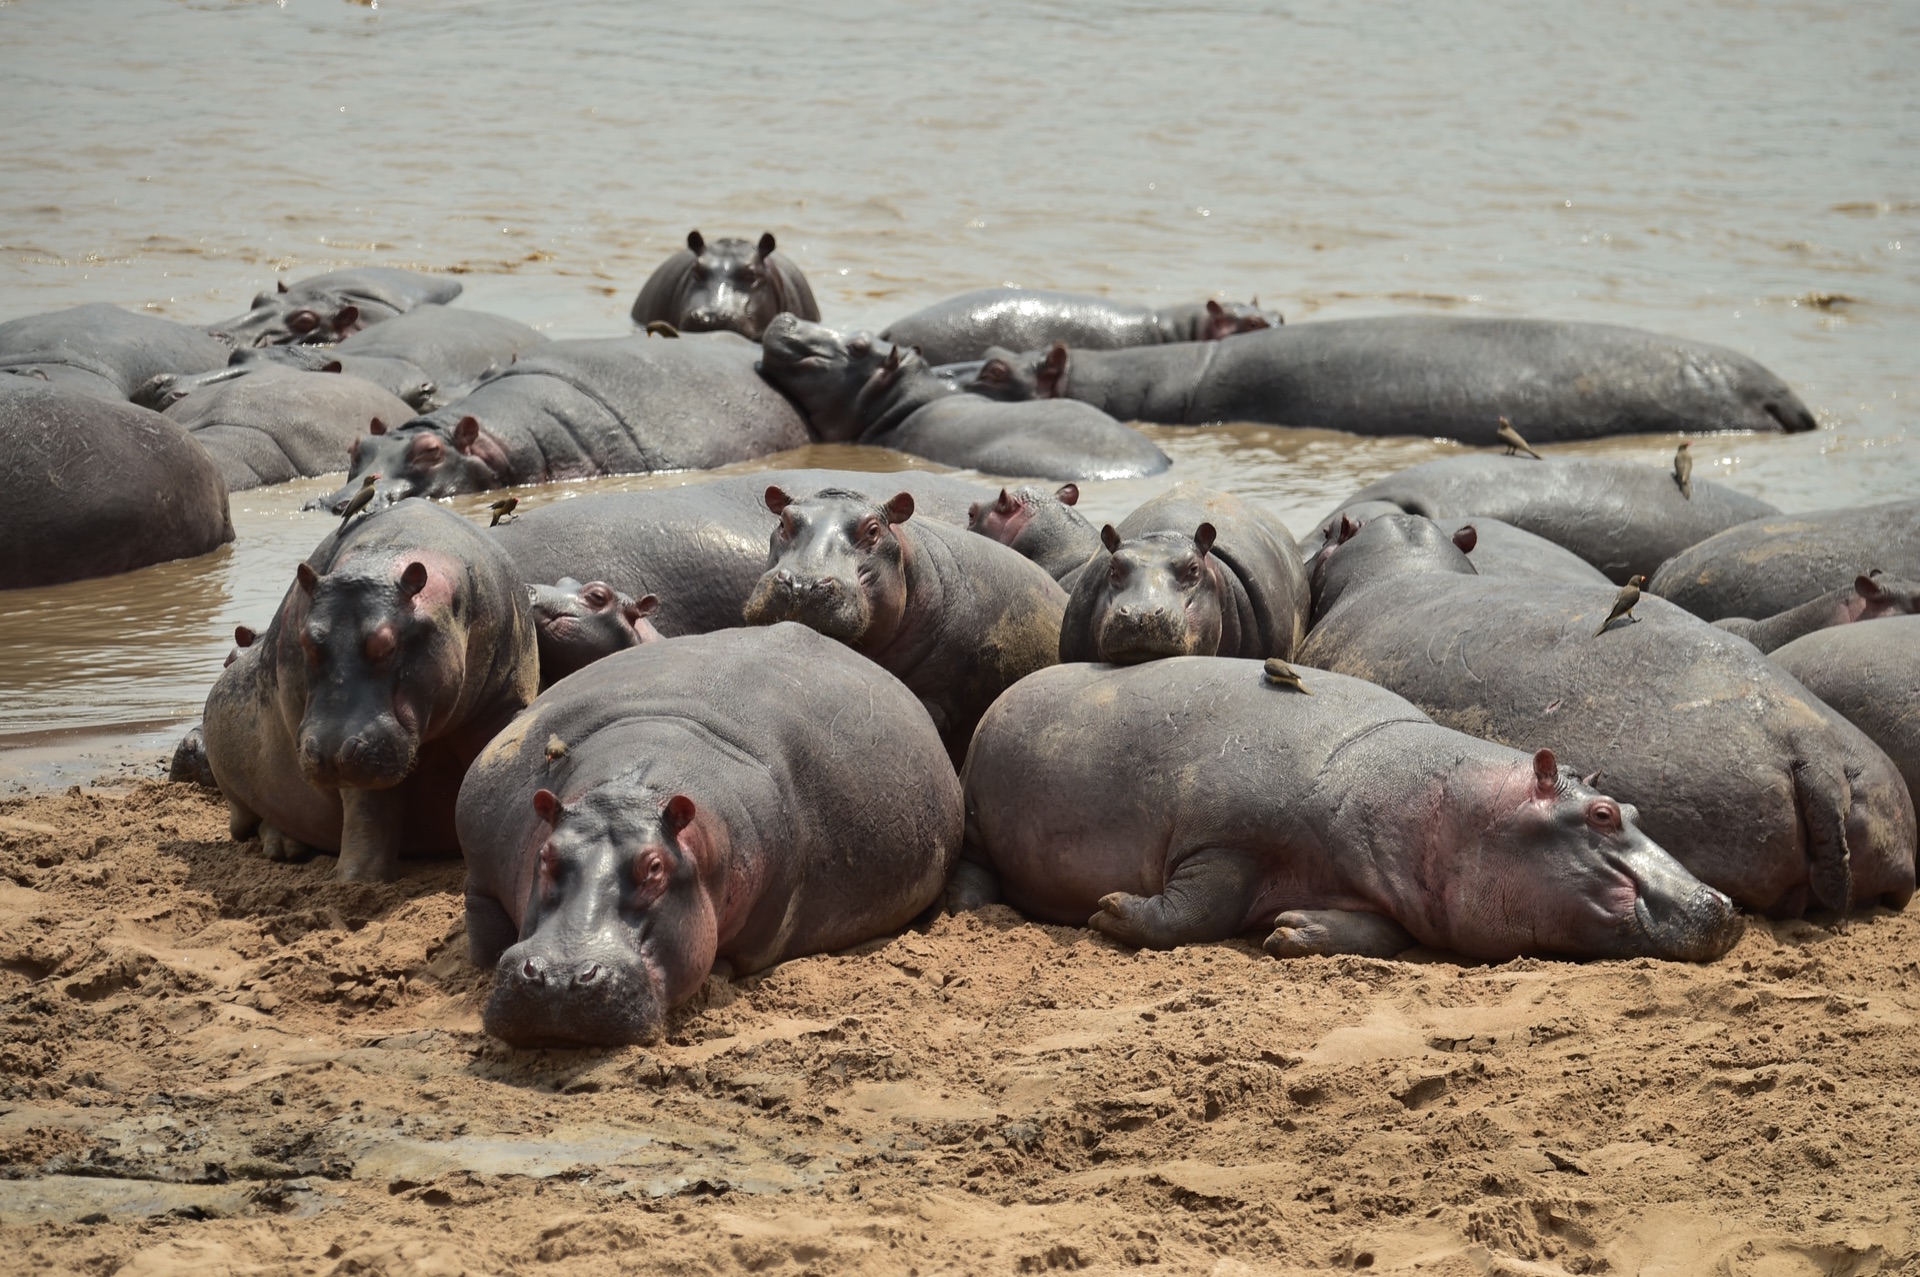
[1792,756,1853,915]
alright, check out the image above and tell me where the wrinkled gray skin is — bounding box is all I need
[203,501,539,881]
[966,317,1817,442]
[160,364,415,492]
[880,289,1282,367]
[1715,574,1920,653]
[136,344,438,414]
[1,381,234,590]
[457,623,962,1046]
[1329,455,1779,584]
[0,303,231,401]
[960,659,1741,963]
[630,230,821,341]
[208,268,464,348]
[1771,617,1920,813]
[758,315,1170,482]
[530,577,662,688]
[1298,513,1917,918]
[966,482,1103,587]
[312,334,811,513]
[490,468,995,640]
[1648,500,1920,621]
[336,305,550,398]
[1059,483,1309,664]
[1307,505,1611,591]
[169,629,258,789]
[743,487,1068,765]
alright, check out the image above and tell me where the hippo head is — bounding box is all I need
[743,487,914,651]
[486,782,723,1047]
[758,315,891,441]
[1308,511,1478,624]
[670,230,789,341]
[530,578,661,686]
[968,483,1079,546]
[313,415,500,514]
[1091,523,1227,663]
[208,283,371,348]
[1200,298,1284,340]
[1853,570,1920,621]
[966,345,1049,403]
[288,553,466,791]
[1438,749,1743,962]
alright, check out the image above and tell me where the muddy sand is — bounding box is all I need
[0,781,1914,1276]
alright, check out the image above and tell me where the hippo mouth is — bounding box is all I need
[743,573,870,645]
[485,948,662,1047]
[1625,882,1743,962]
[759,315,839,372]
[1097,614,1200,665]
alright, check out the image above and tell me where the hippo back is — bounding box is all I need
[1648,500,1920,621]
[336,305,550,389]
[0,303,232,400]
[162,365,414,491]
[1769,616,1920,808]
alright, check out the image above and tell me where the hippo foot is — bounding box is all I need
[464,891,518,967]
[259,824,318,863]
[226,798,262,842]
[944,858,1003,913]
[1263,910,1414,960]
[1090,892,1176,949]
[1090,849,1265,949]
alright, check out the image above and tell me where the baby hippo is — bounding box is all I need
[742,486,1068,765]
[961,658,1743,963]
[1714,572,1920,654]
[966,482,1103,587]
[529,577,662,687]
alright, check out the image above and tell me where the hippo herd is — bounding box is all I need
[6,232,1915,1049]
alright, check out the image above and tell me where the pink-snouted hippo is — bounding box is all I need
[203,499,539,880]
[528,577,662,688]
[1715,572,1920,653]
[880,288,1281,367]
[959,658,1743,963]
[966,482,1104,588]
[456,623,962,1047]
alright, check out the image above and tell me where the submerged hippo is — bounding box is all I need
[208,267,464,347]
[1,381,234,589]
[743,486,1068,764]
[1648,499,1920,621]
[960,658,1741,962]
[160,364,414,491]
[966,482,1103,586]
[312,334,811,512]
[335,304,550,397]
[1770,617,1920,810]
[1715,573,1920,653]
[1329,455,1780,583]
[1059,484,1309,664]
[458,623,962,1046]
[530,577,662,687]
[880,289,1282,367]
[138,344,438,414]
[629,230,820,341]
[1298,513,1916,917]
[758,316,1169,481]
[0,303,231,401]
[203,500,539,880]
[968,318,1816,443]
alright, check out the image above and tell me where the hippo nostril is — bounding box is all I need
[577,963,600,985]
[521,957,546,982]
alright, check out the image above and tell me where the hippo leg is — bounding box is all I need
[1088,848,1262,949]
[1263,910,1414,959]
[259,823,316,863]
[168,725,217,790]
[945,854,1002,912]
[227,796,263,842]
[1794,758,1854,919]
[464,889,518,967]
[336,788,405,882]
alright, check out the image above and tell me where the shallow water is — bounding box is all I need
[1,0,1915,768]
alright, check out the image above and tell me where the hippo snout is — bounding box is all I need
[297,727,413,790]
[1097,605,1194,664]
[485,943,661,1047]
[1634,882,1743,962]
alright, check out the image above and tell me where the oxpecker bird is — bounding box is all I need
[1594,575,1648,636]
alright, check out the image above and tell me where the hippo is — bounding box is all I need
[759,316,1169,481]
[743,486,1067,764]
[530,577,662,687]
[1327,455,1780,583]
[959,658,1741,962]
[203,500,539,880]
[1059,484,1309,664]
[1770,617,1920,810]
[1297,512,1916,918]
[1,381,234,590]
[208,267,464,347]
[159,364,415,492]
[629,230,821,341]
[457,622,962,1046]
[1309,507,1612,591]
[1647,499,1920,621]
[1714,573,1920,653]
[0,303,232,401]
[312,334,812,513]
[879,289,1282,367]
[966,317,1817,443]
[966,482,1103,587]
[490,468,995,640]
[335,304,550,400]
[137,344,438,414]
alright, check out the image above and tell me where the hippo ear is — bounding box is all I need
[1452,524,1478,554]
[234,625,256,648]
[399,561,429,599]
[1206,299,1225,317]
[1056,483,1080,506]
[1249,295,1259,307]
[764,485,792,515]
[452,416,480,452]
[1581,770,1603,788]
[1101,524,1121,554]
[532,789,563,824]
[296,563,320,595]
[883,492,916,525]
[1856,573,1884,599]
[1193,522,1217,556]
[992,488,1017,515]
[276,279,290,295]
[626,594,659,622]
[1039,343,1070,397]
[1336,514,1360,545]
[663,793,697,833]
[369,417,388,436]
[1532,748,1559,798]
[331,305,360,334]
[883,344,904,373]
[686,229,705,255]
[320,360,343,374]
[756,232,776,259]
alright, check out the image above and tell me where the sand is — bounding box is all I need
[0,780,1914,1276]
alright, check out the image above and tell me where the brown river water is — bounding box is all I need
[1,0,1915,784]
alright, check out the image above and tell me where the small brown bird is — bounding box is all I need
[1496,417,1542,460]
[645,320,680,338]
[1672,441,1693,498]
[1594,575,1648,636]
[1263,657,1312,694]
[544,734,568,765]
[488,497,519,526]
[338,473,379,524]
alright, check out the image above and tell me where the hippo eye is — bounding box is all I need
[859,518,883,546]
[981,362,1008,382]
[1108,561,1126,587]
[1586,800,1621,832]
[1178,559,1203,586]
[779,512,797,538]
[300,627,326,668]
[287,310,320,334]
[582,586,612,608]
